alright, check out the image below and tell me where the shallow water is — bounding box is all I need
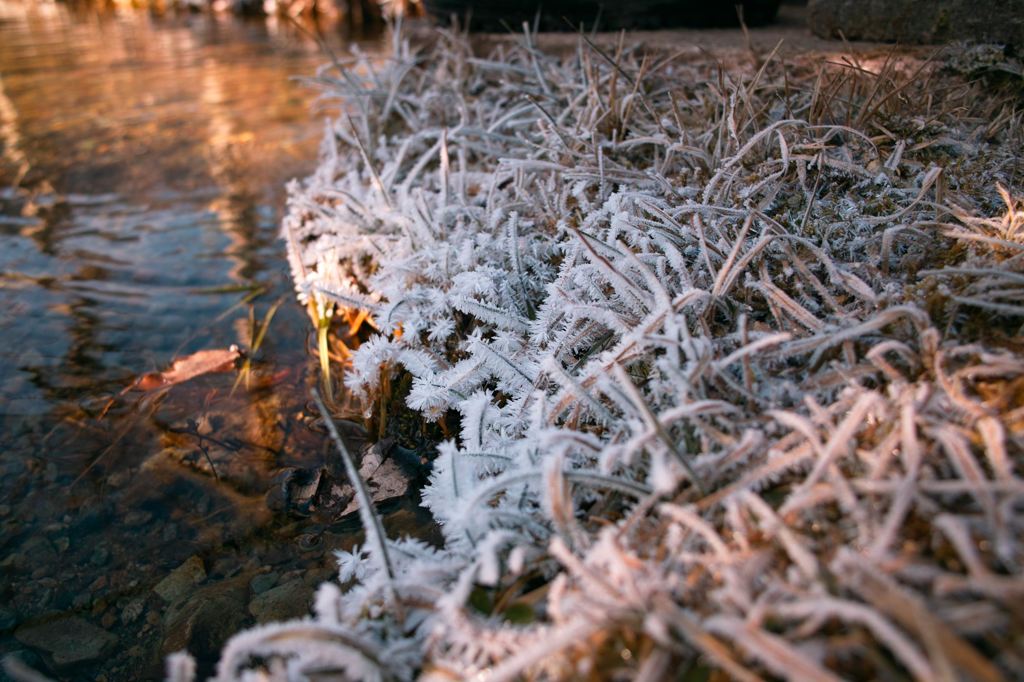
[0,4,428,678]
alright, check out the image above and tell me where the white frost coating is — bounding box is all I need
[194,27,1024,682]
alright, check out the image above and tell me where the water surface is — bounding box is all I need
[0,4,414,678]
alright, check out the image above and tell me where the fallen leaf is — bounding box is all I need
[134,346,243,392]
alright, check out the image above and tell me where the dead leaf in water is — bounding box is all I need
[135,346,243,391]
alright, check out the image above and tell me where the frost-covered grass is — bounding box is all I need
[190,29,1023,681]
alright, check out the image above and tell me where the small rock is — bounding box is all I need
[14,616,117,667]
[106,470,131,488]
[74,507,111,535]
[249,572,279,595]
[90,546,111,567]
[72,592,93,610]
[0,504,10,517]
[20,536,57,565]
[0,553,22,571]
[121,598,145,624]
[303,567,332,587]
[161,576,249,661]
[153,556,206,605]
[210,556,242,579]
[0,606,19,630]
[100,612,116,629]
[124,510,152,528]
[248,579,312,623]
[54,537,70,553]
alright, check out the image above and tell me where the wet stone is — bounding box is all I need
[106,469,131,488]
[210,556,242,579]
[89,546,111,567]
[73,506,111,535]
[124,510,152,528]
[153,555,206,605]
[121,598,145,624]
[20,536,57,566]
[36,589,53,610]
[14,615,118,667]
[161,575,250,662]
[0,606,19,631]
[0,553,22,571]
[161,524,178,543]
[248,579,312,623]
[249,572,279,595]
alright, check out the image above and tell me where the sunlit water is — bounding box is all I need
[0,4,425,678]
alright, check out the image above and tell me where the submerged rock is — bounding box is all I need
[160,575,249,661]
[153,556,206,605]
[18,536,57,569]
[249,571,279,595]
[14,615,117,667]
[0,607,19,631]
[247,579,311,623]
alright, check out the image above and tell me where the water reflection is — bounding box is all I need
[0,3,420,679]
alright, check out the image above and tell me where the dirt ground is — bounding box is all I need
[429,3,936,61]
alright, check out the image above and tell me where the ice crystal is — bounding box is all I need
[191,27,1024,682]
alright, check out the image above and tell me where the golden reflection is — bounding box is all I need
[0,75,31,187]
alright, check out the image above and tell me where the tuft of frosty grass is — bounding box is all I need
[187,27,1024,682]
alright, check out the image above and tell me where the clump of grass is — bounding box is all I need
[194,27,1024,682]
[232,296,285,393]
